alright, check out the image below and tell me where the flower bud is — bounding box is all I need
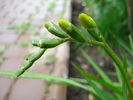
[58,19,86,43]
[26,49,46,62]
[16,61,33,77]
[58,19,71,32]
[78,13,104,42]
[44,22,69,38]
[32,39,64,48]
[88,28,104,42]
[16,49,46,77]
[78,13,97,30]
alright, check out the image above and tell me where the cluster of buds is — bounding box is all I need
[16,13,105,77]
[32,13,104,49]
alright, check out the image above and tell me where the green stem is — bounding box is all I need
[102,43,133,99]
[86,38,104,47]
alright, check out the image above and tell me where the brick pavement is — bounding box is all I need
[0,0,71,100]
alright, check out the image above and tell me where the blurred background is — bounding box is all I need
[0,0,133,100]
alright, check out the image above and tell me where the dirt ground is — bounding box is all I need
[66,0,118,100]
[67,45,118,100]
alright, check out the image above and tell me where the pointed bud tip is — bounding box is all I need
[44,22,52,29]
[58,19,71,31]
[78,13,97,30]
[32,39,39,46]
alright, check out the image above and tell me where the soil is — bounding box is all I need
[67,0,118,100]
[67,46,118,100]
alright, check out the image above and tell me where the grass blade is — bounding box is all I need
[71,62,108,100]
[122,55,128,100]
[70,72,122,96]
[129,35,133,56]
[114,64,122,86]
[0,70,101,100]
[81,49,112,83]
[108,29,132,56]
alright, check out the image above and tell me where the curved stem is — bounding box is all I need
[102,43,133,99]
[85,38,104,46]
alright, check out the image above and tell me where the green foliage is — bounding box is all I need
[19,41,31,47]
[83,0,128,44]
[7,22,37,34]
[47,1,56,11]
[0,45,8,53]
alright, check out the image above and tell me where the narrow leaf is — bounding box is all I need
[0,71,101,100]
[81,49,112,83]
[71,62,107,100]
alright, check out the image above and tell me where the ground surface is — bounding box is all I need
[0,0,71,100]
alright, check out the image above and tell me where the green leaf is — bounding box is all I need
[19,41,30,47]
[27,25,37,30]
[114,64,122,86]
[0,70,101,100]
[122,55,128,100]
[17,29,24,34]
[108,30,132,56]
[81,49,112,83]
[71,62,108,100]
[129,35,133,56]
[7,25,18,29]
[70,73,122,96]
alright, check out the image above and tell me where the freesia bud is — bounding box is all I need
[58,19,71,32]
[44,22,69,38]
[32,39,65,48]
[16,61,33,77]
[78,13,97,30]
[16,49,46,77]
[58,19,86,43]
[26,49,46,62]
[78,13,104,42]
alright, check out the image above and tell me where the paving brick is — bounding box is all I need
[0,75,13,100]
[23,30,34,35]
[53,5,64,14]
[17,33,31,43]
[0,19,14,32]
[10,14,29,25]
[22,8,36,15]
[2,45,28,58]
[2,29,17,34]
[28,62,51,74]
[0,18,15,25]
[0,32,18,45]
[9,78,46,100]
[0,58,24,71]
[32,14,45,20]
[30,20,45,27]
[0,58,24,100]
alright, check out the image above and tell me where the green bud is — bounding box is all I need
[78,13,104,42]
[78,13,97,30]
[87,28,104,42]
[58,19,71,32]
[44,22,69,38]
[16,49,46,77]
[27,49,46,62]
[32,39,65,48]
[58,19,86,43]
[25,52,34,60]
[16,61,33,77]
